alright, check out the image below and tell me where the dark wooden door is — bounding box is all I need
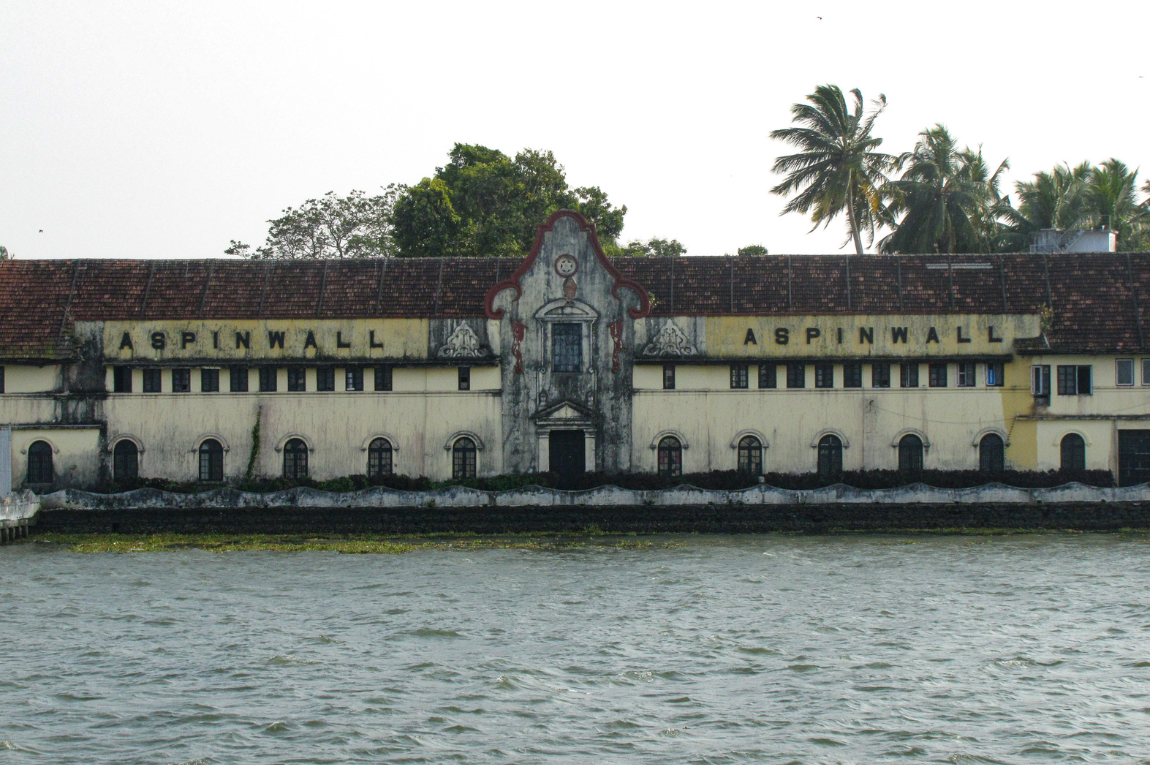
[549,430,585,483]
[1119,430,1150,486]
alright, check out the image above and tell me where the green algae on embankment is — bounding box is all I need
[29,532,687,553]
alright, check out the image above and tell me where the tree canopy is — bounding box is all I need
[230,144,632,260]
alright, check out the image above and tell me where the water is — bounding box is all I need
[2,535,1150,764]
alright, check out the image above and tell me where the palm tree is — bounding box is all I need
[1085,159,1145,247]
[878,126,1008,254]
[770,85,899,255]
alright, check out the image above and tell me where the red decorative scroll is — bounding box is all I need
[511,320,526,374]
[609,320,623,373]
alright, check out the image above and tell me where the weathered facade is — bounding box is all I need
[3,210,1150,489]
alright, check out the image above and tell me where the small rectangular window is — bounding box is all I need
[345,367,364,392]
[230,367,249,392]
[730,364,749,389]
[201,369,219,393]
[143,368,162,393]
[287,368,306,392]
[1117,358,1135,386]
[375,365,392,392]
[552,323,582,373]
[900,363,919,388]
[113,367,132,393]
[786,363,805,389]
[1056,365,1092,395]
[843,362,862,389]
[663,364,676,390]
[928,363,948,388]
[814,363,834,389]
[316,367,335,392]
[986,362,1004,387]
[458,367,470,391]
[758,363,776,389]
[1077,365,1092,395]
[1142,359,1150,386]
[1032,364,1051,398]
[172,368,191,393]
[0,366,4,393]
[957,362,976,387]
[871,362,890,388]
[259,367,277,392]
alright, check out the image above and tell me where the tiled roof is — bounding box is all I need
[0,253,1145,359]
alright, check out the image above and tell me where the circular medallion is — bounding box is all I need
[555,254,578,278]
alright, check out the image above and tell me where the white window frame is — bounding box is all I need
[1116,358,1135,387]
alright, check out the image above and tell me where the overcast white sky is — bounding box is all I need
[2,0,1148,261]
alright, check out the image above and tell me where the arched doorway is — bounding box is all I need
[26,441,53,485]
[979,434,1005,474]
[1060,433,1086,472]
[282,438,308,480]
[657,436,682,478]
[113,440,139,480]
[199,439,224,482]
[368,438,393,477]
[737,436,762,475]
[452,437,477,479]
[817,435,843,480]
[898,434,924,474]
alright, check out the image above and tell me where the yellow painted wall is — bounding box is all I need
[103,366,503,481]
[706,314,1039,358]
[11,428,101,489]
[3,365,60,393]
[100,319,431,362]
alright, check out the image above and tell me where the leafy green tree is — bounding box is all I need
[392,144,628,258]
[770,85,899,255]
[997,162,1092,251]
[878,126,1008,254]
[227,188,400,259]
[622,238,687,257]
[737,245,769,256]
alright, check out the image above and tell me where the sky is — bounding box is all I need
[1,0,1148,261]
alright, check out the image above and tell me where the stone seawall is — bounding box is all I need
[35,503,1150,535]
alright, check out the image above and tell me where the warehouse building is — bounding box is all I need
[2,210,1149,489]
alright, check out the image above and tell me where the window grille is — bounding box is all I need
[814,363,834,389]
[375,366,393,392]
[317,367,335,392]
[287,368,306,392]
[737,436,762,474]
[259,367,277,392]
[552,323,582,373]
[843,362,862,388]
[143,368,162,393]
[730,364,748,389]
[786,363,805,389]
[1057,365,1092,395]
[199,439,224,482]
[230,367,249,392]
[657,436,682,477]
[758,364,776,389]
[201,369,219,393]
[900,363,919,388]
[957,362,976,387]
[282,438,308,480]
[928,363,948,388]
[452,437,477,478]
[368,438,393,477]
[871,363,891,388]
[113,440,138,480]
[172,368,191,393]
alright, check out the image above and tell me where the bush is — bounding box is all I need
[91,468,1114,496]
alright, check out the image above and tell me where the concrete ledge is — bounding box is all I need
[38,481,1150,513]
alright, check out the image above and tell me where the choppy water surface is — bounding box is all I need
[2,536,1150,764]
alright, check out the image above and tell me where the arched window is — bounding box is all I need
[26,441,53,484]
[368,438,393,477]
[282,438,308,480]
[113,440,139,480]
[898,434,924,474]
[817,435,843,480]
[1061,433,1086,472]
[199,439,224,482]
[979,434,1005,474]
[657,436,682,478]
[737,436,762,474]
[452,437,477,479]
